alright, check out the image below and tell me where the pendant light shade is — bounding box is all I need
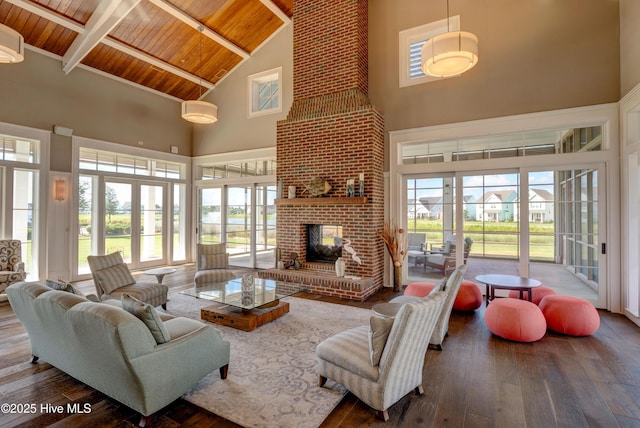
[181,100,218,124]
[0,24,24,64]
[182,25,217,124]
[421,31,478,78]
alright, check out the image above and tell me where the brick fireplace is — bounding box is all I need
[261,0,385,301]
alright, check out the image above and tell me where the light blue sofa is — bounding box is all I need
[7,281,230,426]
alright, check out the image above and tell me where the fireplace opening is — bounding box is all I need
[306,224,342,263]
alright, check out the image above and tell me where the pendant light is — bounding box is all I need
[182,26,218,124]
[421,0,478,78]
[0,24,24,64]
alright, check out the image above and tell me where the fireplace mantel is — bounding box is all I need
[275,197,367,206]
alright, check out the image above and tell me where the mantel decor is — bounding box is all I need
[275,196,367,206]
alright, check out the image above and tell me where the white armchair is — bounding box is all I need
[195,243,235,286]
[316,291,447,421]
[390,265,468,350]
[87,252,168,308]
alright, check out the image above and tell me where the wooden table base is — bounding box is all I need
[200,301,289,332]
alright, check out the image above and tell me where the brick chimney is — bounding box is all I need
[274,0,386,299]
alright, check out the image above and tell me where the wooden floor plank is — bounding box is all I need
[1,265,639,427]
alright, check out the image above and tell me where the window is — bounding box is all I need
[399,17,459,88]
[248,67,282,118]
[401,127,602,165]
[79,147,185,179]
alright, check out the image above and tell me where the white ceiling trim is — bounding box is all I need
[259,0,291,24]
[147,0,250,60]
[101,37,215,90]
[3,0,85,33]
[62,0,142,74]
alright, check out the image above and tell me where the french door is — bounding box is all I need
[198,183,276,269]
[405,163,607,308]
[77,177,168,275]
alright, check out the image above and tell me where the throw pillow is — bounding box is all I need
[368,316,394,366]
[95,264,136,294]
[45,279,89,297]
[121,293,171,344]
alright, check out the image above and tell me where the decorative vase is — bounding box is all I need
[335,257,346,277]
[393,264,402,292]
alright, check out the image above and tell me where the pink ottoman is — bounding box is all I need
[404,281,437,297]
[539,295,600,336]
[508,286,556,305]
[485,298,547,342]
[454,280,483,311]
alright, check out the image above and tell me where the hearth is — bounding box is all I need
[306,224,342,263]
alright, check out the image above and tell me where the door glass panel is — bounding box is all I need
[463,173,520,259]
[13,169,36,279]
[256,184,277,269]
[199,188,222,243]
[78,175,98,275]
[555,168,599,285]
[105,182,132,263]
[527,171,555,261]
[140,184,163,263]
[173,183,186,261]
[227,186,251,263]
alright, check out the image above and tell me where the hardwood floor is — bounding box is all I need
[1,265,640,427]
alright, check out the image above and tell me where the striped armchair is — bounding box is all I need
[0,240,26,298]
[316,291,447,421]
[87,252,168,308]
[390,265,468,350]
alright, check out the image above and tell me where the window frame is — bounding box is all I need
[247,67,282,118]
[398,16,460,88]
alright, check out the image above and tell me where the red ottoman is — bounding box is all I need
[404,281,437,297]
[508,286,556,305]
[539,295,600,336]
[485,298,547,342]
[454,280,483,311]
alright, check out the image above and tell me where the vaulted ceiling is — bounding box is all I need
[0,0,293,101]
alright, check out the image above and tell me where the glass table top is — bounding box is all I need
[180,277,309,310]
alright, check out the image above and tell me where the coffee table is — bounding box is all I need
[181,277,309,331]
[475,274,542,306]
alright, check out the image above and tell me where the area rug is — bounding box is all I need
[163,293,372,428]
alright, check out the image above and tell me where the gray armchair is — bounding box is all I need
[316,291,447,421]
[0,240,26,299]
[87,252,168,308]
[390,265,468,350]
[195,243,235,286]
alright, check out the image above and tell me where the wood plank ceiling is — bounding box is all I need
[0,0,293,101]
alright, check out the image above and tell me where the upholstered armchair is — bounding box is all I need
[317,291,447,421]
[390,265,468,350]
[424,237,473,275]
[195,243,235,286]
[87,252,168,308]
[0,240,26,298]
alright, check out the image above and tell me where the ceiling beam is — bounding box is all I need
[147,0,250,60]
[62,0,142,74]
[101,37,215,90]
[3,0,84,33]
[259,0,291,25]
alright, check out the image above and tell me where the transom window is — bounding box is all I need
[198,159,277,180]
[0,133,39,163]
[401,126,602,165]
[248,67,282,118]
[79,148,185,179]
